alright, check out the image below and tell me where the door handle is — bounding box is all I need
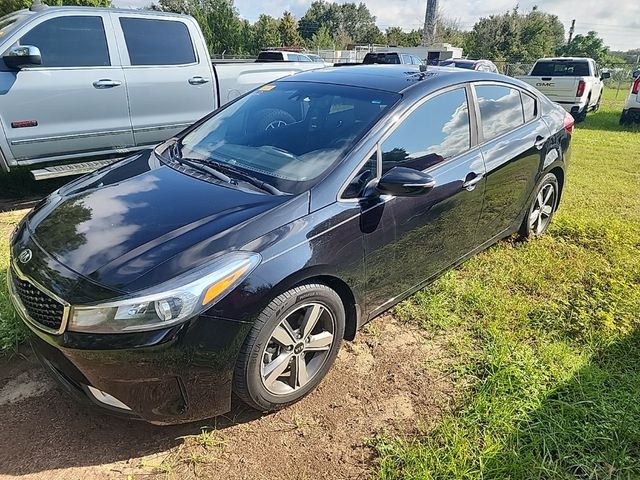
[462,173,484,191]
[92,79,122,89]
[188,76,210,85]
[535,135,548,150]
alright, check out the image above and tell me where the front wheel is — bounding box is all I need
[519,173,559,239]
[233,283,345,412]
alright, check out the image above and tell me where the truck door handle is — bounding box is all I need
[535,135,549,150]
[93,79,122,89]
[188,76,210,85]
[462,173,484,191]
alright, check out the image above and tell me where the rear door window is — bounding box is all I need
[120,17,196,66]
[475,85,525,141]
[19,15,110,67]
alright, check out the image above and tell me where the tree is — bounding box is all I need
[278,11,303,47]
[1,0,111,18]
[307,25,334,50]
[557,31,610,64]
[253,14,280,50]
[154,0,247,54]
[465,6,565,63]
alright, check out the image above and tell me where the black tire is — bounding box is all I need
[254,108,296,133]
[519,172,559,240]
[620,111,630,126]
[233,283,345,412]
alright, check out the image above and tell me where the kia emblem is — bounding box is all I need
[18,249,32,264]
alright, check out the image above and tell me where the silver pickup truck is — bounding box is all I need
[0,5,324,179]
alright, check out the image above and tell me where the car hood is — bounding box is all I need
[25,150,307,292]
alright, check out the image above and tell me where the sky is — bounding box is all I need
[112,0,640,52]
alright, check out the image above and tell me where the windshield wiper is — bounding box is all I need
[200,158,284,195]
[168,142,233,184]
[169,141,284,195]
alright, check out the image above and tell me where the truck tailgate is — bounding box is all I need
[519,76,579,103]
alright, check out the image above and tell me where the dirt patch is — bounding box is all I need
[0,315,453,480]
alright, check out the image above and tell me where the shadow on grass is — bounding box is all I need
[0,169,70,213]
[483,329,640,478]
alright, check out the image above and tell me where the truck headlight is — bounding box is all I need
[68,252,260,333]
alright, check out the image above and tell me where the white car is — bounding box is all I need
[518,57,610,122]
[256,50,313,62]
[620,71,640,125]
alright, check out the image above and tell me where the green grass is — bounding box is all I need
[0,210,27,351]
[374,89,640,478]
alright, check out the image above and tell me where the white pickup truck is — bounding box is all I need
[0,5,324,179]
[518,57,610,122]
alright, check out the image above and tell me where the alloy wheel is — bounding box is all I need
[528,183,556,235]
[260,302,335,396]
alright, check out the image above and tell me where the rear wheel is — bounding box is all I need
[519,173,559,239]
[233,283,345,412]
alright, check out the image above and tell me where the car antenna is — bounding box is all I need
[30,0,48,11]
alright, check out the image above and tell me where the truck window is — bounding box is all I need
[530,61,590,77]
[257,52,284,62]
[475,85,525,141]
[19,16,110,67]
[363,53,400,65]
[120,18,196,66]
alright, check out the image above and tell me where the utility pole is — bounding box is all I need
[567,19,575,44]
[422,0,438,46]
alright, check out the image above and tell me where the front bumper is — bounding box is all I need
[18,307,251,424]
[7,261,251,425]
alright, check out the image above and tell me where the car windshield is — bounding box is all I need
[531,61,590,76]
[441,61,474,69]
[172,81,400,194]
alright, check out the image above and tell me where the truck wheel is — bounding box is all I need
[620,111,630,126]
[233,283,345,412]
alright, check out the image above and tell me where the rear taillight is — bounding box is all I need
[564,112,575,135]
[576,80,586,97]
[632,77,640,95]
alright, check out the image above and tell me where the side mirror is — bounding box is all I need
[3,45,42,70]
[633,70,640,79]
[601,71,611,80]
[376,166,435,197]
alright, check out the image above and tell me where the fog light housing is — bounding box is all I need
[87,385,131,411]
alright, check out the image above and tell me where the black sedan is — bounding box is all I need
[8,65,573,424]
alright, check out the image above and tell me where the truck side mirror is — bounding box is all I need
[633,70,640,79]
[3,45,42,70]
[601,71,611,80]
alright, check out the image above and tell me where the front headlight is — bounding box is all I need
[68,251,260,333]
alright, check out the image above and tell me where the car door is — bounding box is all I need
[0,12,133,163]
[112,14,215,147]
[473,83,550,242]
[342,86,486,314]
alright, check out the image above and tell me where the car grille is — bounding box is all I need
[12,272,65,331]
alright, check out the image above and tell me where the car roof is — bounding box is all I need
[13,6,193,19]
[443,59,478,64]
[277,65,513,95]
